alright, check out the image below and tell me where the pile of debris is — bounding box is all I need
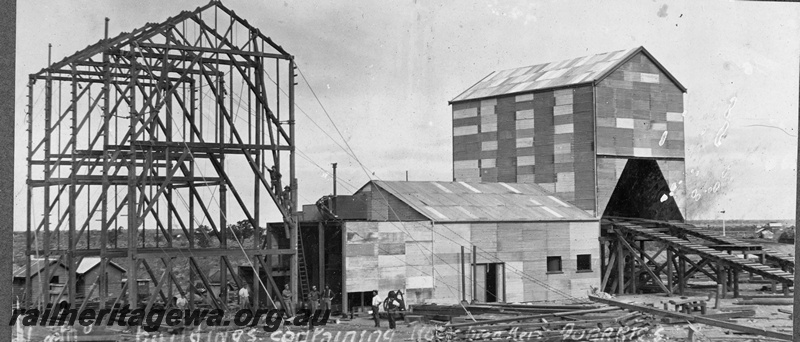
[406,295,793,341]
[409,301,658,341]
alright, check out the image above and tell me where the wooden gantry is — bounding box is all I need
[24,1,298,312]
[600,217,794,298]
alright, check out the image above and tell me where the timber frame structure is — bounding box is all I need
[600,217,794,298]
[24,1,298,312]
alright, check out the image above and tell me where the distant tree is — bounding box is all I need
[226,220,255,241]
[195,225,214,248]
[779,227,795,244]
[107,226,124,246]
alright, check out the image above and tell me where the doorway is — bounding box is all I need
[474,263,504,303]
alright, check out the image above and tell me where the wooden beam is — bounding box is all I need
[139,42,290,60]
[601,251,616,293]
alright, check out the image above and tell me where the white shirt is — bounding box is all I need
[176,296,187,307]
[371,294,383,306]
[239,288,250,298]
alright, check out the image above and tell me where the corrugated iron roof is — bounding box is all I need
[450,46,686,103]
[365,181,595,222]
[13,259,64,278]
[75,257,126,275]
[14,257,125,279]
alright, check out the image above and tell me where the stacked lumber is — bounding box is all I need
[410,303,658,341]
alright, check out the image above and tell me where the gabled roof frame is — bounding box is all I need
[449,46,686,104]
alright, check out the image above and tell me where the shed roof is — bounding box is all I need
[359,181,595,222]
[75,257,126,275]
[13,257,125,279]
[13,259,67,279]
[451,46,686,103]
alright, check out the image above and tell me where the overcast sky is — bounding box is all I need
[12,0,800,227]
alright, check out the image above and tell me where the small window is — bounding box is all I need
[50,276,59,284]
[577,254,592,272]
[546,256,562,273]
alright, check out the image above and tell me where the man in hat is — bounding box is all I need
[307,285,320,314]
[282,284,294,316]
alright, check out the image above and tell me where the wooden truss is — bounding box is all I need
[24,1,298,313]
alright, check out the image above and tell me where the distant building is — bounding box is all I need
[75,257,126,302]
[12,257,125,304]
[12,259,69,304]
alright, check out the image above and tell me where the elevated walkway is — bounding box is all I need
[602,218,794,287]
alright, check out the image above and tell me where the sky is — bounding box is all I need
[12,0,800,228]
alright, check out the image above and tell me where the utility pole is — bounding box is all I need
[721,209,726,236]
[332,163,337,196]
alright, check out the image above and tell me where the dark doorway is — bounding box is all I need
[602,158,683,221]
[475,263,504,303]
[485,263,498,303]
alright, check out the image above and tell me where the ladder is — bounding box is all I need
[297,230,311,302]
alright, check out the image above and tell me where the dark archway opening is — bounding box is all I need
[602,158,684,221]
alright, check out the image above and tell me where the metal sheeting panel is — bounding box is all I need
[452,48,637,102]
[365,180,594,222]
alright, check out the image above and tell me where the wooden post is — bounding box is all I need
[733,268,739,298]
[318,222,325,289]
[717,261,726,299]
[667,248,673,296]
[617,240,624,295]
[289,59,298,317]
[599,240,606,278]
[219,162,227,308]
[127,56,139,307]
[461,246,466,302]
[472,245,477,302]
[678,252,685,296]
[341,224,347,315]
[630,245,637,294]
[502,263,506,302]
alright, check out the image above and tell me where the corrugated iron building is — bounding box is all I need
[12,258,126,304]
[450,46,686,220]
[12,259,69,304]
[298,180,599,309]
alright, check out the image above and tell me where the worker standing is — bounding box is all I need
[282,284,294,316]
[307,285,320,314]
[321,285,333,312]
[176,293,188,311]
[371,290,382,328]
[383,291,400,330]
[238,285,251,311]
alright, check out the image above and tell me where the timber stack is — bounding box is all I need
[409,301,659,341]
[406,295,793,341]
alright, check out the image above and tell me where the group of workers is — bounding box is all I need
[234,282,335,317]
[176,283,405,331]
[370,289,404,330]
